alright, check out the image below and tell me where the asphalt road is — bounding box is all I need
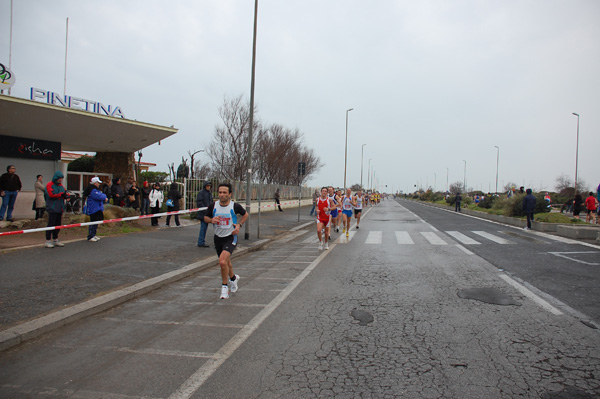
[0,199,599,398]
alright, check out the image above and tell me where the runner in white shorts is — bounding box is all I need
[354,189,364,229]
[341,188,356,237]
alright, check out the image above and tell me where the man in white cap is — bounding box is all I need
[85,177,108,241]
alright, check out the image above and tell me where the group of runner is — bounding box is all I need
[315,186,380,250]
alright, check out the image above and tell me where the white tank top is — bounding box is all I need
[342,195,353,210]
[355,195,363,210]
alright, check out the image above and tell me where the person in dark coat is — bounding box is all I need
[196,181,212,247]
[454,192,462,212]
[522,188,536,230]
[166,182,182,227]
[111,177,124,207]
[573,194,583,220]
[0,165,22,221]
[127,181,140,210]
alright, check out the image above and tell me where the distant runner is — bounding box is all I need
[354,189,364,229]
[316,187,335,250]
[341,188,356,237]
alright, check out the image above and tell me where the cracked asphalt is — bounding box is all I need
[1,200,599,398]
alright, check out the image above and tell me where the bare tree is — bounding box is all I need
[193,161,212,180]
[207,95,262,182]
[449,181,463,194]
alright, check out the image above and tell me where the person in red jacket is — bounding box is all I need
[45,171,69,248]
[585,192,598,224]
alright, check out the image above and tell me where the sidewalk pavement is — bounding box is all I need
[0,205,317,351]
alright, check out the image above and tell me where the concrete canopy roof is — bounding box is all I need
[0,95,178,153]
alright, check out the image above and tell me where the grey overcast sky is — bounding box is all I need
[2,0,599,194]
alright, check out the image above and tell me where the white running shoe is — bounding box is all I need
[324,243,329,250]
[220,285,229,299]
[229,275,240,293]
[318,242,323,250]
[53,240,65,247]
[89,236,100,242]
[45,240,54,248]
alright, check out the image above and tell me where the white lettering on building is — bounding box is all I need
[30,87,125,119]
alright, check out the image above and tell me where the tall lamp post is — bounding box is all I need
[463,160,467,193]
[360,144,366,189]
[572,112,580,196]
[244,0,259,240]
[494,146,499,194]
[343,108,354,190]
[368,159,372,192]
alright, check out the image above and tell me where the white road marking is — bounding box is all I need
[456,244,474,255]
[395,231,414,244]
[472,231,513,244]
[548,251,600,266]
[365,231,383,244]
[421,232,447,245]
[499,274,563,315]
[446,231,480,245]
[169,245,336,399]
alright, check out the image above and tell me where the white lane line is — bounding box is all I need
[168,244,337,399]
[456,244,474,255]
[446,231,480,245]
[472,231,514,244]
[365,231,382,244]
[395,231,414,245]
[498,275,563,315]
[548,251,600,266]
[335,230,356,244]
[103,318,246,329]
[52,342,215,359]
[421,232,447,245]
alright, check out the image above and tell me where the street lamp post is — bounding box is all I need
[244,0,259,240]
[494,146,499,194]
[343,108,354,191]
[368,159,372,192]
[361,144,366,189]
[463,160,467,193]
[572,112,580,196]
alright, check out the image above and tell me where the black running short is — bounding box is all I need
[214,234,238,256]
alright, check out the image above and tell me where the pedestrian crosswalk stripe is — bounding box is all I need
[472,231,514,244]
[395,231,414,244]
[446,231,480,245]
[366,231,382,244]
[421,232,447,245]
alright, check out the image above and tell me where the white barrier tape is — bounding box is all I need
[0,200,304,237]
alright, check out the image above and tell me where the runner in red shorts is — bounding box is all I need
[316,186,335,250]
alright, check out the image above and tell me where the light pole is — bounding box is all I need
[244,0,259,240]
[368,159,372,192]
[494,146,499,194]
[343,108,354,191]
[463,160,467,193]
[572,112,580,196]
[446,168,449,193]
[361,144,366,189]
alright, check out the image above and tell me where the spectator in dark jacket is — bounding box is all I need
[45,171,69,248]
[166,182,182,227]
[140,181,151,215]
[196,181,212,247]
[522,188,536,230]
[573,194,583,220]
[0,165,22,221]
[111,177,124,206]
[454,192,462,212]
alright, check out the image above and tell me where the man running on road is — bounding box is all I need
[316,187,335,250]
[341,188,356,237]
[204,183,249,299]
[354,189,364,229]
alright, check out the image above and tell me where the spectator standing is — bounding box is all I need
[166,182,182,227]
[140,181,151,215]
[0,165,22,221]
[522,188,536,230]
[86,177,108,241]
[454,192,462,212]
[111,177,124,206]
[128,181,140,210]
[585,192,598,224]
[34,174,46,220]
[196,181,212,247]
[149,183,164,227]
[274,188,283,211]
[44,171,69,248]
[573,194,583,220]
[310,189,318,216]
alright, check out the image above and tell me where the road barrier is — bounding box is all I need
[0,200,302,237]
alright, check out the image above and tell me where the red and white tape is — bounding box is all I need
[0,200,302,237]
